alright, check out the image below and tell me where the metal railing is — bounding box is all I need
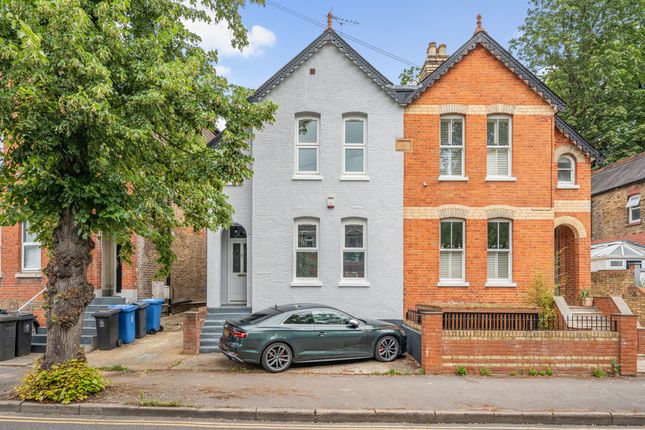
[17,287,46,312]
[406,309,617,332]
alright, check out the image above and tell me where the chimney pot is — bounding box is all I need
[438,44,447,56]
[427,42,437,56]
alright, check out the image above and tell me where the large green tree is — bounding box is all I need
[510,0,644,164]
[0,0,275,369]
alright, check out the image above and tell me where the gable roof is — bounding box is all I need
[555,115,603,162]
[407,30,566,111]
[592,151,645,195]
[249,28,402,104]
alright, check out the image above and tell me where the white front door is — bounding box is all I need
[228,238,247,303]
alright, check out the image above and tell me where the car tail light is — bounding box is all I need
[230,328,247,339]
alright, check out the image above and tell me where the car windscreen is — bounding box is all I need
[239,307,281,324]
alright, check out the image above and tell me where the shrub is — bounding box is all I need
[479,367,492,376]
[592,368,606,378]
[610,359,621,376]
[456,366,467,376]
[544,368,553,376]
[525,272,557,328]
[16,360,108,404]
[528,368,539,376]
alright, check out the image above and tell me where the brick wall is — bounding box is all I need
[638,327,645,355]
[182,306,207,354]
[591,181,644,244]
[170,228,206,302]
[421,312,638,376]
[592,270,645,325]
[403,45,592,311]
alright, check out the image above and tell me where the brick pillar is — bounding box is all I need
[182,306,207,354]
[421,311,443,374]
[613,314,638,376]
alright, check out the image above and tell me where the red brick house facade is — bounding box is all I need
[402,27,602,312]
[0,224,165,325]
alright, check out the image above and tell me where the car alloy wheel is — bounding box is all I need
[375,336,399,362]
[262,342,292,372]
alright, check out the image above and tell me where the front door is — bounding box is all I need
[228,238,247,303]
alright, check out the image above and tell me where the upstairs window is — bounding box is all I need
[439,116,464,177]
[439,220,465,281]
[22,222,41,271]
[487,220,512,281]
[627,194,641,224]
[557,155,576,186]
[343,118,366,174]
[294,220,319,280]
[342,219,366,280]
[487,116,512,177]
[295,118,319,174]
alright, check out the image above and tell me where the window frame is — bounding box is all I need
[294,117,320,176]
[486,115,513,179]
[439,115,465,179]
[21,222,41,272]
[627,194,641,224]
[486,219,514,285]
[342,117,367,175]
[293,218,320,283]
[557,154,576,187]
[341,218,367,282]
[439,219,466,284]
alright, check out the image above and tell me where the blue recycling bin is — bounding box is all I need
[141,298,164,334]
[109,304,137,344]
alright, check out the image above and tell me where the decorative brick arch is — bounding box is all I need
[437,205,469,219]
[484,206,517,219]
[555,144,586,164]
[554,216,587,238]
[486,104,515,115]
[438,104,467,115]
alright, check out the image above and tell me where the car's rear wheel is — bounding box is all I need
[375,335,400,362]
[261,342,293,373]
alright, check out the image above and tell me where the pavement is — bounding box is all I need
[0,313,642,427]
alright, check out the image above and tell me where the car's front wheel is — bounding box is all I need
[261,342,293,373]
[374,335,400,362]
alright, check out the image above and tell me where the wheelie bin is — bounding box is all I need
[109,304,137,344]
[94,308,121,350]
[0,314,17,361]
[15,312,35,357]
[141,298,164,334]
[132,302,148,339]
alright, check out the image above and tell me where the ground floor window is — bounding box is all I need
[440,219,465,281]
[487,220,512,281]
[294,219,319,280]
[342,219,366,280]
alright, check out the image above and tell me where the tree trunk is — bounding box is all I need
[41,210,95,369]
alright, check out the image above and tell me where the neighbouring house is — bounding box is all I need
[402,22,602,311]
[205,27,407,321]
[591,151,644,246]
[591,241,645,272]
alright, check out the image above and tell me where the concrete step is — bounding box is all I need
[31,334,47,343]
[83,327,97,336]
[199,345,220,353]
[31,343,46,353]
[92,297,127,305]
[199,338,220,346]
[207,307,251,315]
[201,326,223,334]
[36,327,47,335]
[205,314,248,322]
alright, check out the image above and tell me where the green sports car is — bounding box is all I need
[219,303,407,372]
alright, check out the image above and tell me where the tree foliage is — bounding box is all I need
[399,65,421,85]
[510,0,644,164]
[0,0,276,270]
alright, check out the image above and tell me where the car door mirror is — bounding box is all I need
[347,318,360,328]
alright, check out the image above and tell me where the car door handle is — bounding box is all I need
[319,332,326,337]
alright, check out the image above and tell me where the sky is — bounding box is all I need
[185,0,532,89]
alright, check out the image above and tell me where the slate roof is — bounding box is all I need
[407,30,566,111]
[592,151,645,195]
[249,28,402,104]
[554,115,603,162]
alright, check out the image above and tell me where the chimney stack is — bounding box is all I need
[418,42,448,82]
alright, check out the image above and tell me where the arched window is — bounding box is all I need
[439,219,465,282]
[487,219,512,284]
[557,155,575,186]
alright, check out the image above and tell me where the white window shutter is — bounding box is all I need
[498,252,510,279]
[440,251,449,278]
[451,251,463,279]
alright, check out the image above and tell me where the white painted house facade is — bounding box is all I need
[206,29,407,319]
